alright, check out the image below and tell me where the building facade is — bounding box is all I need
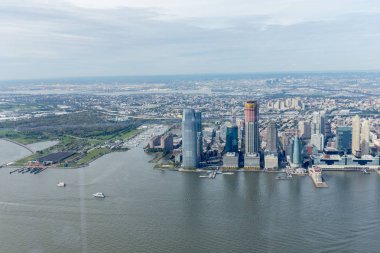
[182,109,198,168]
[336,126,352,153]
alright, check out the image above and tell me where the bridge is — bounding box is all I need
[0,138,35,154]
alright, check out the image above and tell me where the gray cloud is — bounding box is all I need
[0,1,380,79]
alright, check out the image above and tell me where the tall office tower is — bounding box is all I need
[310,133,324,151]
[195,111,202,133]
[244,100,259,154]
[182,109,198,168]
[291,136,302,168]
[336,126,352,153]
[352,115,361,156]
[311,111,325,135]
[225,123,239,153]
[236,118,245,151]
[266,121,278,153]
[361,119,370,155]
[194,111,203,164]
[324,121,332,139]
[298,121,311,139]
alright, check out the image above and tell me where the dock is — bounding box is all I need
[310,175,328,188]
[309,166,328,188]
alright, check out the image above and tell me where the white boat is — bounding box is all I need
[361,169,370,174]
[223,172,235,175]
[57,182,66,187]
[93,192,105,198]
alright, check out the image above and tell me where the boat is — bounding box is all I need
[93,192,105,198]
[276,175,287,180]
[57,182,66,187]
[222,172,235,175]
[199,175,209,178]
[361,169,370,174]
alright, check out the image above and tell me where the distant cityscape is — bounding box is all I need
[0,73,380,174]
[169,101,380,173]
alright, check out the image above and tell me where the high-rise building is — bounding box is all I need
[244,100,259,154]
[236,118,245,151]
[336,126,352,153]
[310,133,324,151]
[298,121,311,139]
[311,111,325,135]
[266,121,278,154]
[194,111,203,164]
[195,111,202,133]
[225,123,238,153]
[291,136,302,168]
[182,109,198,168]
[361,119,370,155]
[352,115,361,156]
[324,120,332,139]
[160,133,173,152]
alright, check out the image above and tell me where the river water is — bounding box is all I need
[0,143,380,253]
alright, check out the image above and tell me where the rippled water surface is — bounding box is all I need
[1,143,380,253]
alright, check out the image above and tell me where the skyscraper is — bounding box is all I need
[336,126,352,153]
[291,136,302,168]
[298,120,311,139]
[310,133,324,151]
[361,119,370,155]
[225,123,238,153]
[266,121,278,153]
[182,109,198,168]
[194,111,203,164]
[236,118,245,151]
[195,111,202,133]
[352,115,361,156]
[311,111,325,135]
[244,100,259,154]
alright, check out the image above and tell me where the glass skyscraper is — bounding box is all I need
[225,123,238,153]
[291,136,302,168]
[244,100,259,154]
[182,109,198,168]
[336,126,352,154]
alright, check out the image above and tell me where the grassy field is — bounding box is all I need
[9,126,141,167]
[0,129,49,144]
[75,147,111,165]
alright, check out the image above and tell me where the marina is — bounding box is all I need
[9,167,46,175]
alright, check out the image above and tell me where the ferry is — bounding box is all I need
[57,182,66,187]
[93,192,105,198]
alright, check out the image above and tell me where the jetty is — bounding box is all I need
[309,166,328,188]
[0,138,35,154]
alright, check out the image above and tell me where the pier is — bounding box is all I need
[309,167,328,188]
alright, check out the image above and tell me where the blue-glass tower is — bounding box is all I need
[336,126,352,154]
[182,109,198,168]
[225,123,238,153]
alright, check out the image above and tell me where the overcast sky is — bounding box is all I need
[1,0,380,80]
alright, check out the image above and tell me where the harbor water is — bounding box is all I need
[1,142,380,252]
